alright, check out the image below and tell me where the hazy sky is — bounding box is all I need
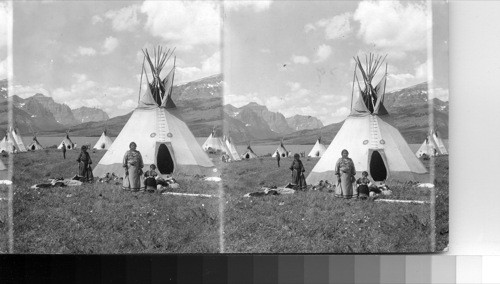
[224,0,449,124]
[2,0,448,124]
[8,1,221,117]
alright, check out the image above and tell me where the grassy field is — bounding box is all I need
[7,148,448,253]
[11,149,221,253]
[221,156,448,253]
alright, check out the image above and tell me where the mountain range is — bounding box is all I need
[0,79,109,135]
[0,76,448,144]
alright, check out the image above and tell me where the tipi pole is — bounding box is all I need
[138,55,146,104]
[382,62,388,96]
[350,62,358,112]
[170,56,176,97]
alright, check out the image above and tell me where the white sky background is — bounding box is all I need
[0,2,9,79]
[7,1,221,117]
[224,0,449,124]
[2,1,448,123]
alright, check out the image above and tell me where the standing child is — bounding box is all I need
[144,164,158,192]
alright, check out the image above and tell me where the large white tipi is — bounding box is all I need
[415,129,448,157]
[93,130,113,150]
[271,140,289,158]
[224,136,241,161]
[306,54,428,185]
[308,137,327,157]
[93,46,218,178]
[10,128,27,152]
[58,133,75,150]
[0,131,20,153]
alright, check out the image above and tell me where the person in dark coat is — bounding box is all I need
[62,142,66,159]
[289,153,307,190]
[76,145,92,182]
[276,150,281,167]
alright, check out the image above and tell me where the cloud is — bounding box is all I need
[50,80,136,116]
[118,99,137,109]
[353,1,428,52]
[176,51,220,83]
[224,0,272,12]
[91,15,103,25]
[12,84,50,98]
[291,55,310,64]
[72,73,88,83]
[260,48,271,54]
[224,92,264,107]
[431,87,449,101]
[314,44,332,63]
[331,106,350,117]
[0,3,11,48]
[415,61,427,79]
[0,58,6,78]
[77,46,97,56]
[105,5,141,32]
[306,12,352,40]
[386,60,429,90]
[102,36,119,54]
[324,13,352,40]
[141,1,221,49]
[304,23,316,33]
[287,82,301,92]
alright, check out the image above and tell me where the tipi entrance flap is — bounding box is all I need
[155,142,175,175]
[368,149,389,181]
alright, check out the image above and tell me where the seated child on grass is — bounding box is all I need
[144,164,158,192]
[356,171,371,199]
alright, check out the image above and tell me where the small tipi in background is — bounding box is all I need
[415,129,448,157]
[242,144,258,159]
[202,127,225,153]
[28,134,44,151]
[93,46,217,178]
[306,54,428,185]
[271,140,289,158]
[58,132,76,150]
[308,137,327,158]
[224,136,241,161]
[93,129,113,150]
[10,127,27,152]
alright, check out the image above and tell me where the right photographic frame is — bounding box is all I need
[221,0,449,253]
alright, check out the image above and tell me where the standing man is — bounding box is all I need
[62,142,66,159]
[276,150,281,167]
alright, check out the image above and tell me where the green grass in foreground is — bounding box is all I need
[9,149,448,253]
[221,156,449,253]
[13,149,221,253]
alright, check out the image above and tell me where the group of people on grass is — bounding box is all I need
[72,139,384,198]
[72,141,166,192]
[281,148,385,199]
[121,142,171,192]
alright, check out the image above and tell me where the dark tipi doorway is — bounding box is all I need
[157,144,174,174]
[369,150,387,181]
